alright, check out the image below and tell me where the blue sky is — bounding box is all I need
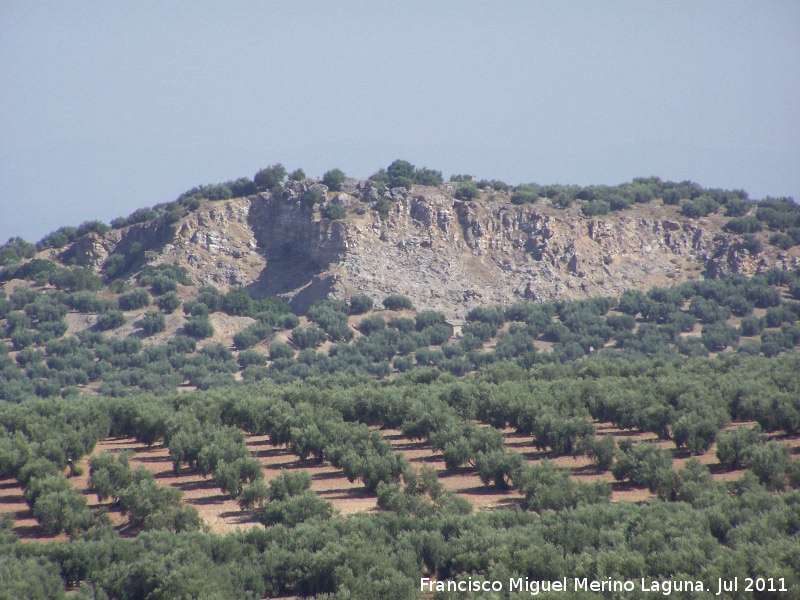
[1,1,798,244]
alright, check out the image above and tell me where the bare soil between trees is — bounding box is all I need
[3,422,799,539]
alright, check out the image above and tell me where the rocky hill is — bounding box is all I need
[54,179,799,321]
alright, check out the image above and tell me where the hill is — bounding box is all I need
[1,164,800,599]
[5,165,799,320]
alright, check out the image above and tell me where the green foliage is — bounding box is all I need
[292,326,327,349]
[139,311,166,336]
[724,216,762,234]
[372,197,393,218]
[183,316,214,339]
[716,425,764,469]
[358,315,386,335]
[96,309,126,331]
[581,200,611,216]
[680,195,719,218]
[518,460,610,512]
[222,287,252,316]
[254,163,287,190]
[289,168,306,181]
[321,202,347,220]
[474,449,523,489]
[612,439,673,492]
[578,434,616,471]
[196,286,223,312]
[118,289,150,311]
[349,293,373,315]
[0,237,36,266]
[745,441,797,491]
[156,291,181,313]
[455,181,480,200]
[322,168,346,191]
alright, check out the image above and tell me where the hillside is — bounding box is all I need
[2,166,800,599]
[14,170,800,321]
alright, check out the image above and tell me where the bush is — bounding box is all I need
[383,294,414,311]
[349,294,373,315]
[279,313,300,330]
[475,450,524,489]
[579,434,616,471]
[196,286,223,312]
[322,168,346,191]
[518,460,610,512]
[680,195,719,218]
[612,439,673,492]
[455,181,480,200]
[139,311,166,335]
[118,289,150,311]
[254,164,287,191]
[156,291,181,313]
[289,168,306,181]
[414,167,444,187]
[724,216,762,234]
[716,425,764,469]
[269,341,295,360]
[581,200,611,216]
[183,300,209,317]
[769,232,796,250]
[222,288,252,316]
[184,316,214,339]
[292,326,327,349]
[321,203,347,220]
[741,235,762,255]
[96,310,125,331]
[357,315,386,336]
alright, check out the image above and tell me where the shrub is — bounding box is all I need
[358,315,386,335]
[184,316,214,339]
[118,289,150,311]
[373,197,393,219]
[518,460,611,512]
[769,232,796,250]
[279,313,300,329]
[222,288,252,316]
[322,168,346,191]
[254,164,287,190]
[612,439,673,492]
[289,168,306,181]
[349,294,373,315]
[183,300,209,317]
[156,291,181,313]
[455,181,480,200]
[96,310,125,331]
[475,450,524,489]
[196,286,223,312]
[724,216,762,234]
[269,341,295,360]
[321,203,347,220]
[414,167,444,186]
[579,434,616,471]
[680,195,719,218]
[716,425,764,469]
[581,200,611,216]
[292,326,327,349]
[741,235,762,255]
[139,311,166,335]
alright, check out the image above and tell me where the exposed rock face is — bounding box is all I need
[74,185,799,321]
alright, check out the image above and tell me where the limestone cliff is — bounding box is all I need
[65,181,799,321]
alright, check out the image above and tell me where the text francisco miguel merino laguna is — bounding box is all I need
[420,576,789,595]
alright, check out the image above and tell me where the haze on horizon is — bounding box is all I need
[1,1,798,245]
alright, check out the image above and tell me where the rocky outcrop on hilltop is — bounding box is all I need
[62,181,799,321]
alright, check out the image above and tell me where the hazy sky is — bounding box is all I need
[2,1,798,244]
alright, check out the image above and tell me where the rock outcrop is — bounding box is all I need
[66,183,799,321]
